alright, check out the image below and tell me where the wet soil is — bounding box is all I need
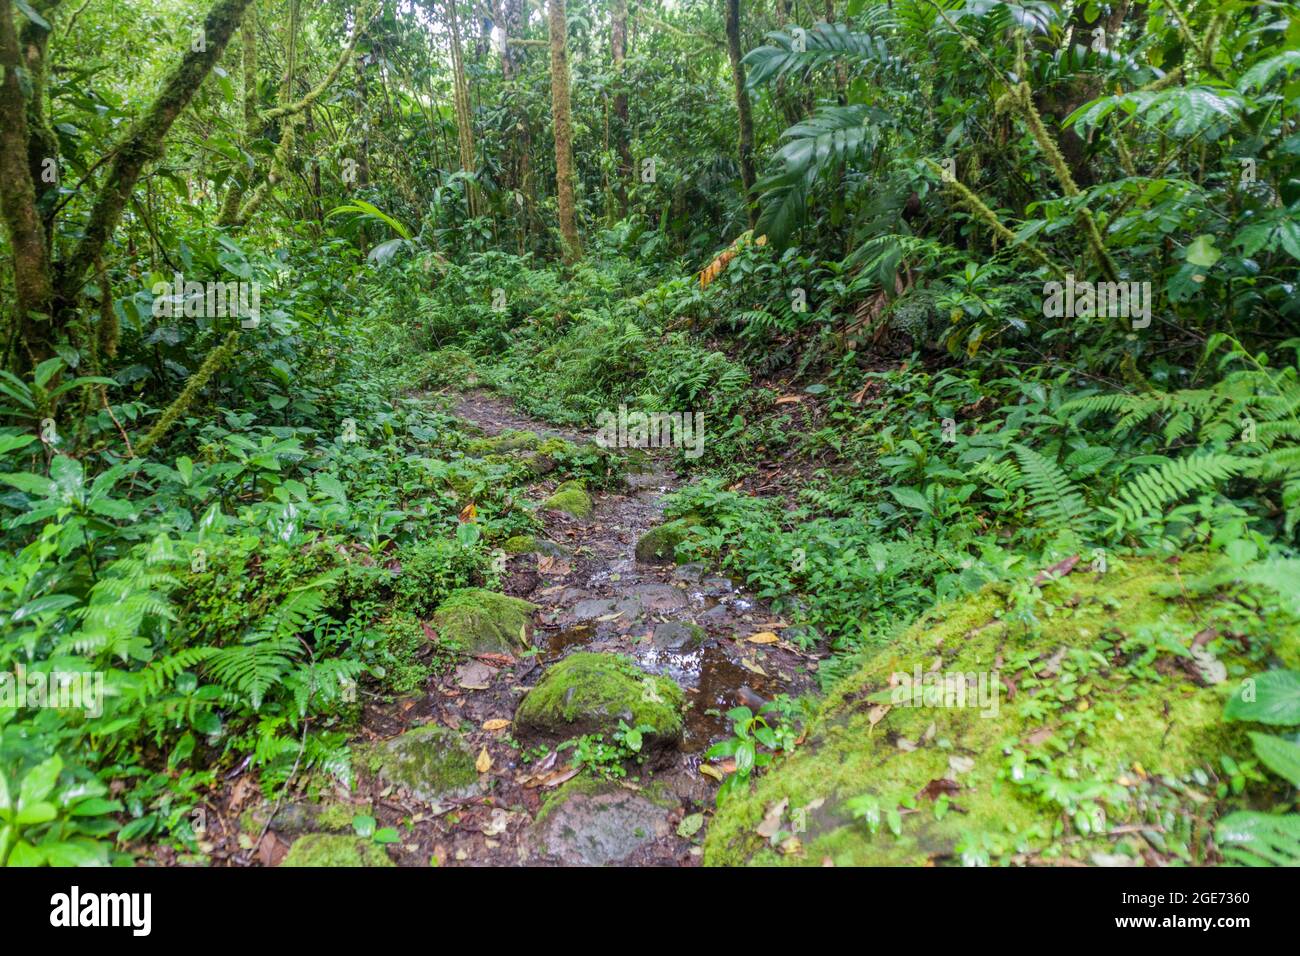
[219,390,819,868]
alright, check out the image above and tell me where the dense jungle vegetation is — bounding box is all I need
[1,0,1299,870]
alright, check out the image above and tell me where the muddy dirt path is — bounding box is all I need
[231,390,818,868]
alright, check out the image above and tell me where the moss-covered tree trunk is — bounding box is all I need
[548,0,580,260]
[725,0,757,229]
[21,2,59,246]
[51,0,255,328]
[2,0,252,367]
[0,0,55,363]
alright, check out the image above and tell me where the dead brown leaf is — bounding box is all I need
[1033,554,1081,586]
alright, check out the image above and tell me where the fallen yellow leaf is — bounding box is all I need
[482,719,510,731]
[476,747,492,774]
[748,632,779,644]
[699,764,724,782]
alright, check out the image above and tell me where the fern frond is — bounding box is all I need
[207,637,301,711]
[1109,454,1245,526]
[138,647,219,699]
[1011,444,1089,533]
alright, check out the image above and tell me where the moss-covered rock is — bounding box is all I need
[465,429,541,456]
[502,534,572,558]
[503,534,538,554]
[703,556,1291,867]
[431,587,537,655]
[634,515,697,563]
[240,800,358,837]
[531,774,677,865]
[280,834,394,868]
[360,723,481,804]
[514,652,685,748]
[542,479,593,518]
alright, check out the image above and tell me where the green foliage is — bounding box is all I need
[557,720,657,780]
[706,697,808,805]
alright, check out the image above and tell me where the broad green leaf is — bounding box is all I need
[1249,732,1300,788]
[18,756,62,806]
[0,434,37,456]
[15,800,57,825]
[887,486,932,514]
[0,472,54,496]
[1186,234,1222,269]
[6,839,44,867]
[1225,670,1300,725]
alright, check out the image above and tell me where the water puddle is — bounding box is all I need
[544,624,595,657]
[633,641,785,752]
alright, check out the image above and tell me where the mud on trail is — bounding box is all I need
[209,390,819,868]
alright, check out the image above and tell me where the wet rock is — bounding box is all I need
[503,534,572,558]
[572,596,641,621]
[280,834,394,867]
[672,563,709,583]
[431,587,537,655]
[653,621,706,650]
[698,603,733,625]
[534,539,572,559]
[543,479,593,518]
[360,723,481,805]
[629,582,689,612]
[532,777,674,866]
[513,652,685,747]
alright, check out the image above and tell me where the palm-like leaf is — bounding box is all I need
[742,22,896,90]
[755,106,880,247]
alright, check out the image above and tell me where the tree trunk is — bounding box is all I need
[548,0,580,260]
[0,0,54,359]
[355,53,372,187]
[611,0,631,215]
[725,0,757,228]
[51,0,254,322]
[0,0,253,366]
[218,8,258,225]
[20,4,59,246]
[447,0,479,217]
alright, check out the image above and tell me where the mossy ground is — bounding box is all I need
[703,556,1294,867]
[465,429,542,456]
[542,479,593,518]
[503,534,538,554]
[464,431,573,478]
[430,587,537,655]
[280,834,395,867]
[514,652,685,745]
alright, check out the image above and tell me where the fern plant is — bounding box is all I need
[1009,443,1091,536]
